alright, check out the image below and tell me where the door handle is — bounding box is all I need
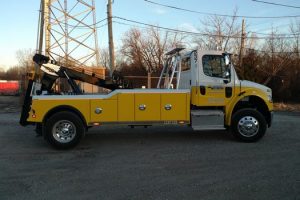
[225,87,233,98]
[95,108,102,114]
[200,86,206,95]
[139,104,146,111]
[164,104,172,110]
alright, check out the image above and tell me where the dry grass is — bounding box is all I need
[274,102,300,112]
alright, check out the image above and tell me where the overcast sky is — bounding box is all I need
[0,0,299,69]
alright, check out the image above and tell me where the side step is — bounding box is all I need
[191,110,226,131]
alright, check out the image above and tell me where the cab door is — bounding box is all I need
[196,53,234,106]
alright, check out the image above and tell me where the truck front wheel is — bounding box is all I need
[231,108,267,142]
[44,111,85,149]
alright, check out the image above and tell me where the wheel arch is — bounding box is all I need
[227,95,272,127]
[43,105,88,128]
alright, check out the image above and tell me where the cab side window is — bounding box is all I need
[181,57,191,71]
[202,55,226,78]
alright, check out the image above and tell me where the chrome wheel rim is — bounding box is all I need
[52,120,76,143]
[238,116,259,137]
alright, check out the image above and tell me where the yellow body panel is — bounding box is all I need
[27,90,193,125]
[134,93,161,121]
[224,87,273,126]
[186,93,191,121]
[161,93,187,121]
[190,85,272,126]
[28,99,90,123]
[90,100,118,122]
[198,86,226,106]
[118,93,135,122]
[192,86,234,106]
[191,87,198,105]
[28,86,271,128]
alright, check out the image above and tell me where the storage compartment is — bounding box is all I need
[134,93,160,121]
[90,99,117,122]
[161,93,188,121]
[118,93,134,122]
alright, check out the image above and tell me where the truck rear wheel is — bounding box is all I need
[231,108,267,142]
[44,111,85,149]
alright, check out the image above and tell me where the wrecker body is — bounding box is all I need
[20,47,273,148]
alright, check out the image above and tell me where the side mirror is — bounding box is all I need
[224,55,230,66]
[223,54,231,83]
[224,71,230,78]
[223,66,231,84]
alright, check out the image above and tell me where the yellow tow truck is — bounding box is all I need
[20,47,273,149]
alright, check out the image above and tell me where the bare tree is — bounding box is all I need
[99,48,110,69]
[247,32,258,50]
[289,19,300,54]
[121,27,183,88]
[194,8,241,52]
[0,49,35,81]
[16,49,34,68]
[260,29,291,85]
[0,67,6,80]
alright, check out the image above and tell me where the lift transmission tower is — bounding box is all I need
[36,0,104,92]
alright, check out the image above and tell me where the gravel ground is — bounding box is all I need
[0,95,21,113]
[0,96,299,200]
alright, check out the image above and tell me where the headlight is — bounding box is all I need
[266,88,272,103]
[268,94,273,103]
[268,95,273,103]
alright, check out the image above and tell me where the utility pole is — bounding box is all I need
[38,0,45,55]
[107,0,115,76]
[92,0,101,67]
[239,19,246,79]
[44,0,51,57]
[35,0,45,81]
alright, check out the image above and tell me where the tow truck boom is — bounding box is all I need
[33,54,131,93]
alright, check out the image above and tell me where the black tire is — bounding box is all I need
[44,111,85,149]
[231,108,267,142]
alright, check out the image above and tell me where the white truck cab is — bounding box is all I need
[158,47,273,136]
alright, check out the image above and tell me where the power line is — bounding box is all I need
[113,16,300,39]
[113,20,151,30]
[252,0,300,9]
[113,16,238,38]
[144,0,300,19]
[114,18,300,38]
